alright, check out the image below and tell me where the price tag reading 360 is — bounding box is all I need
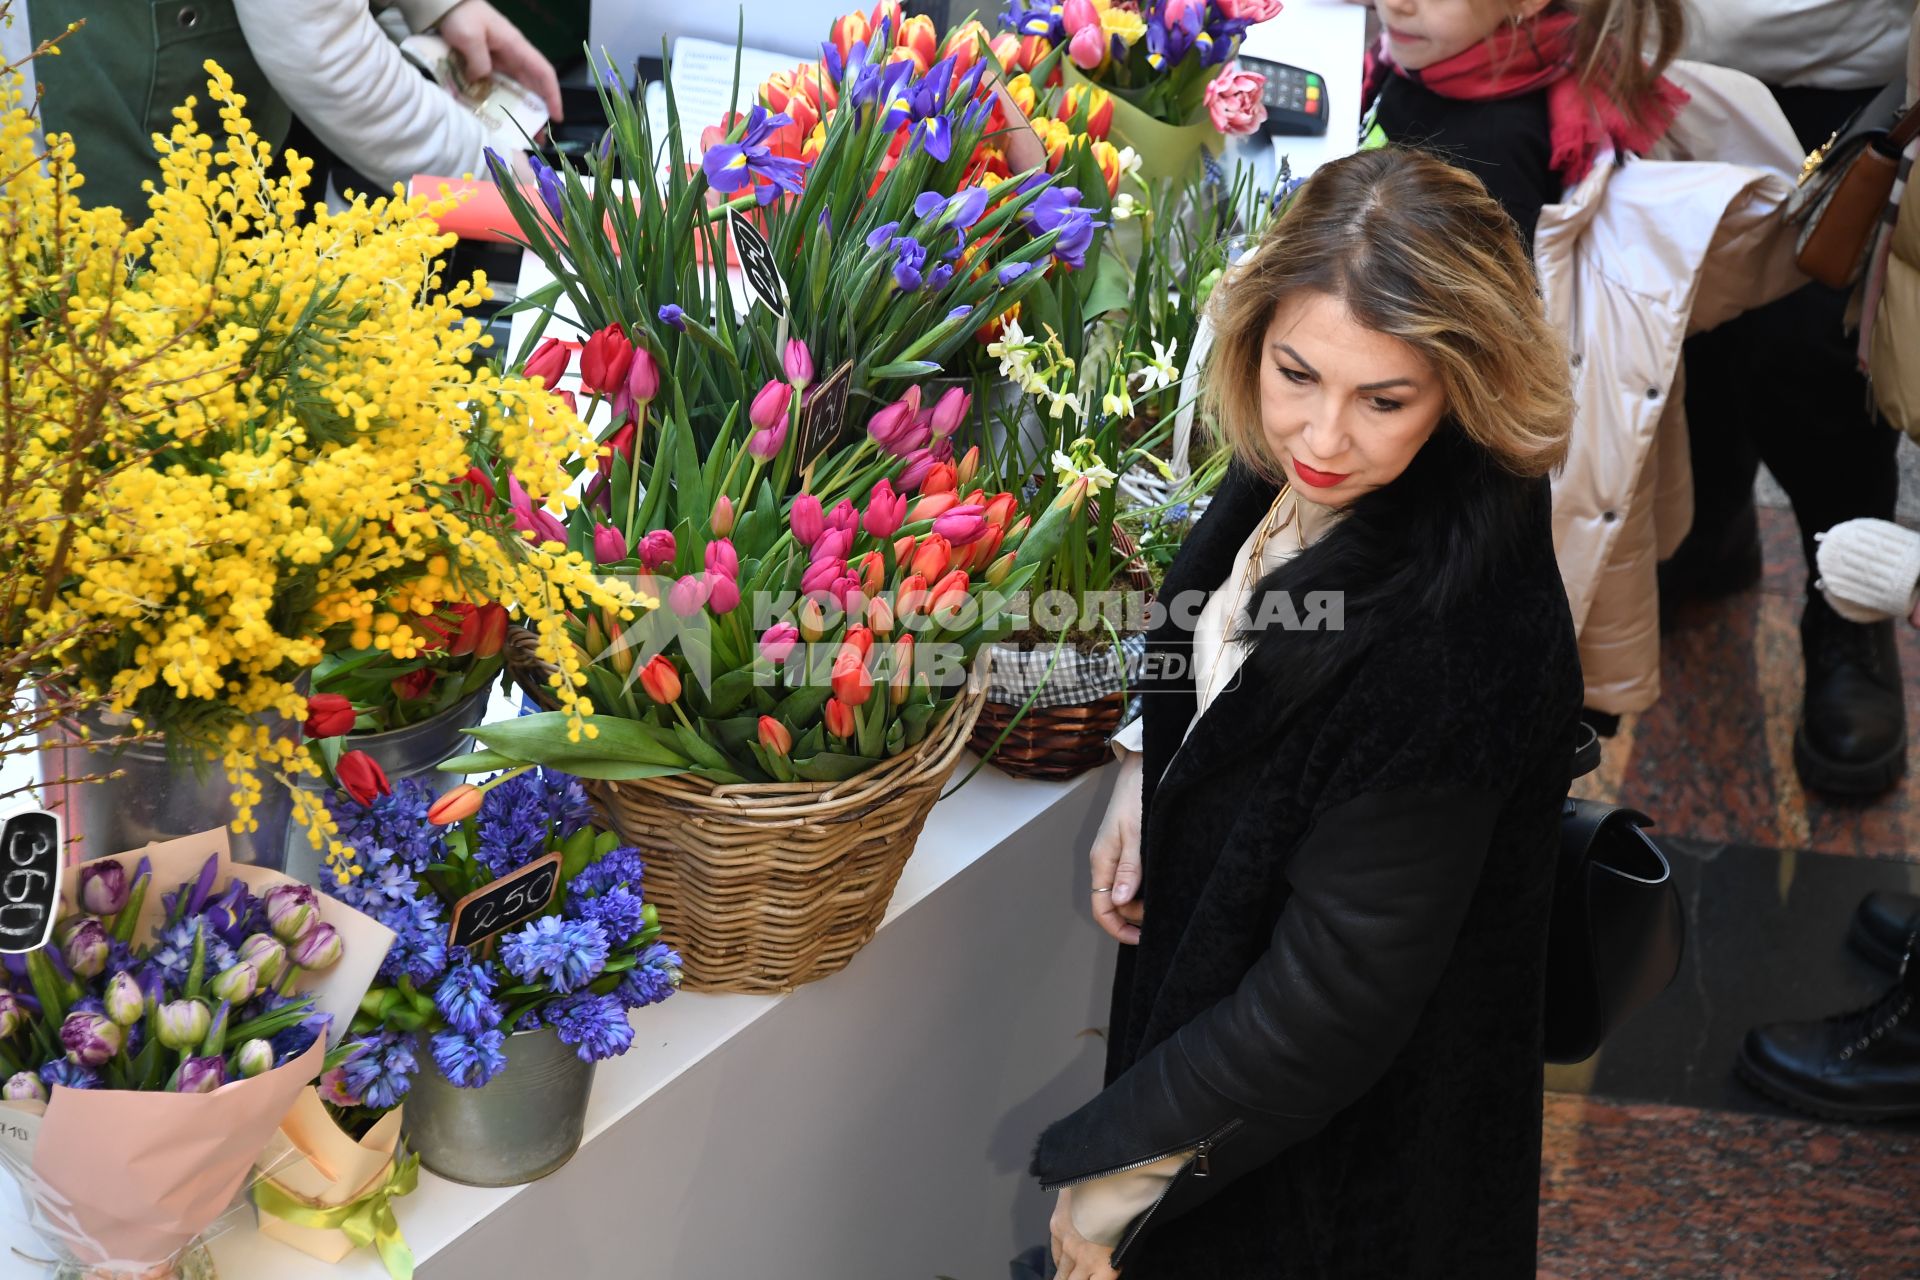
[447,852,562,950]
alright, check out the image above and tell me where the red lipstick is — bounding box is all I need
[1291,458,1349,489]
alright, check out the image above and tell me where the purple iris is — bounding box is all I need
[658,303,686,331]
[865,220,901,250]
[1004,4,1061,39]
[890,235,929,292]
[912,116,953,162]
[913,185,989,231]
[999,261,1036,284]
[1021,184,1102,271]
[701,105,809,199]
[529,153,565,221]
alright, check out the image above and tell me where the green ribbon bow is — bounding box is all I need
[255,1151,421,1280]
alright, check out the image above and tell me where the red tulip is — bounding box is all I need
[896,573,931,619]
[523,336,573,388]
[454,465,495,508]
[824,696,857,738]
[830,9,872,60]
[303,694,356,739]
[832,651,874,707]
[955,446,980,490]
[921,462,958,495]
[451,603,509,657]
[930,569,971,622]
[427,784,484,825]
[757,716,793,756]
[392,668,437,702]
[855,551,885,597]
[580,324,636,396]
[910,534,954,580]
[899,13,938,70]
[983,492,1019,530]
[843,625,875,660]
[638,655,682,704]
[336,751,391,806]
[893,534,917,566]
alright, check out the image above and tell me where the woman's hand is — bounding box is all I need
[1051,1189,1121,1280]
[437,0,565,121]
[1090,753,1146,945]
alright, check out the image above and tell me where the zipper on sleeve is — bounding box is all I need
[1038,1117,1245,1192]
[1109,1120,1245,1266]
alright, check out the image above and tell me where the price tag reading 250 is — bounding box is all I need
[447,852,562,951]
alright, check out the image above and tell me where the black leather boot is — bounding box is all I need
[1738,961,1920,1121]
[1850,891,1920,973]
[1794,594,1906,799]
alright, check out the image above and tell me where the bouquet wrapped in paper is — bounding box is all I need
[252,1089,414,1277]
[0,831,394,1276]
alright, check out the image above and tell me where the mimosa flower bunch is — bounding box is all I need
[7,64,622,858]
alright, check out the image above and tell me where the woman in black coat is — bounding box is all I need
[1033,146,1585,1279]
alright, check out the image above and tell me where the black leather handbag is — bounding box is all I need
[1543,724,1685,1064]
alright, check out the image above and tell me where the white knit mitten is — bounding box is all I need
[1813,519,1920,624]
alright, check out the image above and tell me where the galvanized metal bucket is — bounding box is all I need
[402,1027,594,1187]
[38,713,294,868]
[281,686,492,885]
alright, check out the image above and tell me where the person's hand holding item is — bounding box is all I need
[436,0,564,122]
[1051,1189,1121,1280]
[1089,750,1146,944]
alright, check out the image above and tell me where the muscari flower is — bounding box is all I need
[548,993,635,1063]
[431,1027,509,1088]
[500,915,611,993]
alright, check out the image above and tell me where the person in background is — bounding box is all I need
[1034,147,1581,1280]
[28,0,560,215]
[1359,0,1806,736]
[1740,0,1920,1102]
[1667,0,1913,800]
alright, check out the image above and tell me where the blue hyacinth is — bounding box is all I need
[431,1027,508,1088]
[548,993,635,1063]
[341,1029,418,1109]
[617,942,683,1011]
[434,950,502,1035]
[500,915,610,994]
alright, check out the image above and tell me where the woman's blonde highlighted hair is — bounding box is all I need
[1206,146,1573,482]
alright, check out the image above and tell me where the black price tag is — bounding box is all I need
[447,852,562,951]
[797,359,854,467]
[0,810,61,954]
[730,209,788,319]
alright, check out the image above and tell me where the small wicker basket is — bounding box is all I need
[508,631,988,993]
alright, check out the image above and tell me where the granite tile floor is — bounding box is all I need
[1542,482,1920,1278]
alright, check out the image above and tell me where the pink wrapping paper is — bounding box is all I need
[0,829,394,1268]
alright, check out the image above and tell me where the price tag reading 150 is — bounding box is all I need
[447,852,562,951]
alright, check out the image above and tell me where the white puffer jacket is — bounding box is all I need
[1541,61,1808,715]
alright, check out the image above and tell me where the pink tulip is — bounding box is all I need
[827,499,858,536]
[863,479,907,539]
[801,556,847,595]
[668,573,711,618]
[933,504,988,547]
[1062,0,1099,34]
[811,527,854,562]
[929,386,971,439]
[750,379,793,431]
[747,419,788,460]
[784,339,814,390]
[708,573,741,615]
[1068,24,1106,69]
[790,495,825,547]
[612,346,662,422]
[1205,67,1270,136]
[711,494,735,536]
[1219,0,1282,16]
[760,622,801,664]
[593,524,628,564]
[705,538,739,580]
[829,573,866,612]
[896,448,938,491]
[866,386,924,453]
[638,529,678,571]
[523,336,573,388]
[507,474,568,546]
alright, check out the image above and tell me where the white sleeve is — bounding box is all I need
[236,0,498,191]
[382,0,466,32]
[1110,715,1145,757]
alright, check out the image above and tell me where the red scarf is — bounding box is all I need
[1366,11,1689,184]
